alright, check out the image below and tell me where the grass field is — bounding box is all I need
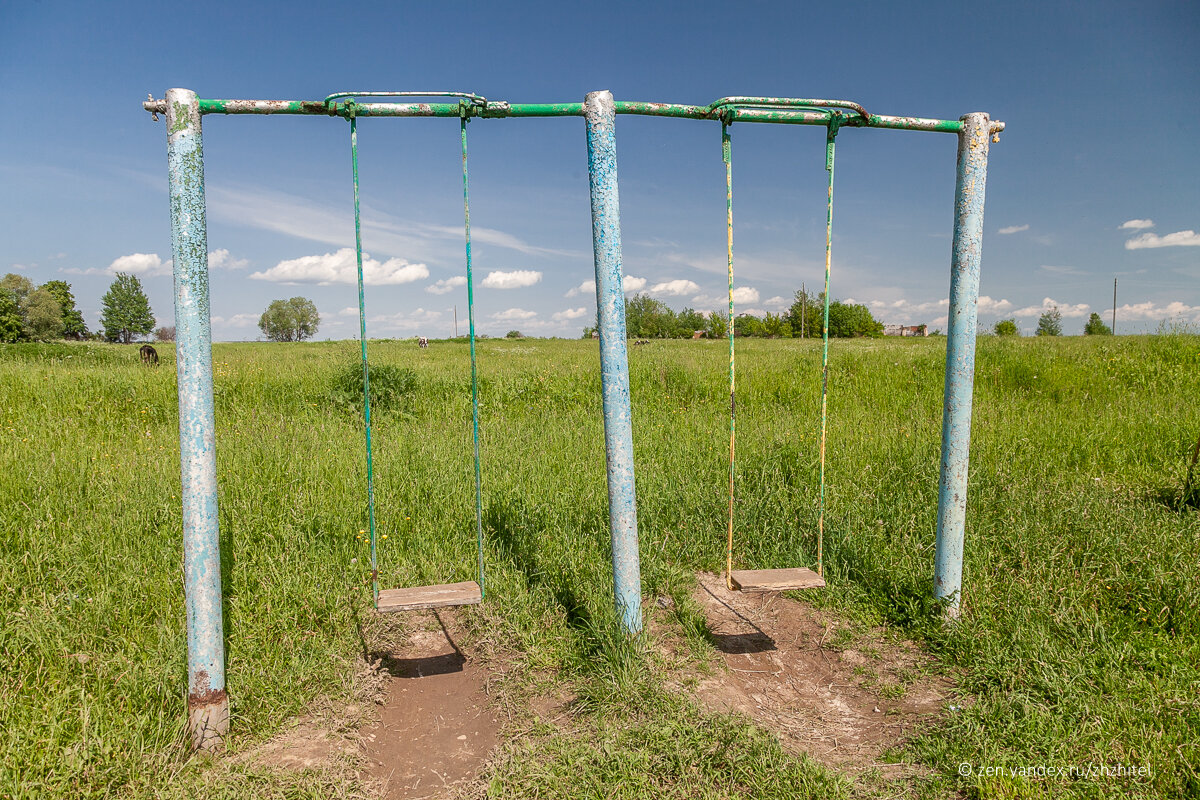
[1,334,1197,799]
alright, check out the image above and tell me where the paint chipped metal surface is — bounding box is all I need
[164,88,228,750]
[145,93,1003,135]
[584,90,643,635]
[934,112,992,619]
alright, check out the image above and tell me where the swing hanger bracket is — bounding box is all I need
[826,110,844,141]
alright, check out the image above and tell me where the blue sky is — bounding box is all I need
[1,0,1197,340]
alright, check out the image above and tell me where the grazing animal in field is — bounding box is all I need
[418,337,429,348]
[140,344,159,366]
[692,330,706,340]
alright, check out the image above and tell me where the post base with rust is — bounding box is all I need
[188,688,229,751]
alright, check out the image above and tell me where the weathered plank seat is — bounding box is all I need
[730,568,825,592]
[376,581,482,612]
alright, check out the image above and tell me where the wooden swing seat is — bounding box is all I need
[730,568,825,592]
[376,581,482,613]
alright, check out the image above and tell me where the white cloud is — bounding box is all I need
[997,224,1030,235]
[66,249,240,278]
[481,269,542,289]
[977,296,1014,315]
[210,313,258,327]
[208,249,248,270]
[249,248,428,285]
[207,183,583,262]
[1119,219,1154,230]
[366,307,443,332]
[733,286,759,305]
[739,308,767,317]
[566,280,595,298]
[1124,230,1200,249]
[764,295,789,308]
[552,307,588,322]
[426,276,467,295]
[866,297,949,322]
[1039,265,1088,276]
[1113,301,1200,322]
[567,276,647,295]
[492,308,537,321]
[110,252,172,277]
[691,287,759,310]
[648,279,700,297]
[1012,297,1091,318]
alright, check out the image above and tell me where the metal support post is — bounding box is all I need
[934,112,991,618]
[584,90,643,635]
[165,88,229,747]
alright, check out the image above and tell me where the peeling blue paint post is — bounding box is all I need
[164,88,229,748]
[934,112,992,619]
[584,90,643,635]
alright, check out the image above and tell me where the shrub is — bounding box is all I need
[994,318,1019,337]
[330,361,417,415]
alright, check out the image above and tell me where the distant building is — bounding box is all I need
[883,324,928,337]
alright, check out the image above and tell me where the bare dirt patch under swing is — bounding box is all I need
[358,612,501,800]
[663,573,956,775]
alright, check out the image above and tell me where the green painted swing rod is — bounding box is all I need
[144,94,1005,136]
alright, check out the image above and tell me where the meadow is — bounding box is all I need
[1,333,1197,799]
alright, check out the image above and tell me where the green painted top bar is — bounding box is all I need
[143,97,1004,134]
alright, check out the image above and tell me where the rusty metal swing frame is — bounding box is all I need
[145,89,1001,750]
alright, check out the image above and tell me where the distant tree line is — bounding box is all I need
[993,308,1114,337]
[0,271,164,344]
[584,288,885,340]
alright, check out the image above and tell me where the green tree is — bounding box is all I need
[676,307,707,338]
[25,287,62,341]
[734,314,766,337]
[42,280,87,339]
[786,288,822,338]
[100,273,155,343]
[826,300,884,338]
[1036,306,1063,337]
[762,311,793,338]
[993,318,1019,337]
[1084,312,1112,336]
[705,310,728,339]
[505,330,523,339]
[0,274,34,308]
[624,293,677,339]
[0,288,25,342]
[259,297,320,342]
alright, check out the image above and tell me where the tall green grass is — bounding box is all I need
[1,334,1196,798]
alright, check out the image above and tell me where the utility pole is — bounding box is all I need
[800,281,806,339]
[1112,279,1117,334]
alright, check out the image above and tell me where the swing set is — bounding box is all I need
[144,88,1001,750]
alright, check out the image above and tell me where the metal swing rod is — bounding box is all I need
[144,93,1005,136]
[723,115,838,594]
[347,100,486,611]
